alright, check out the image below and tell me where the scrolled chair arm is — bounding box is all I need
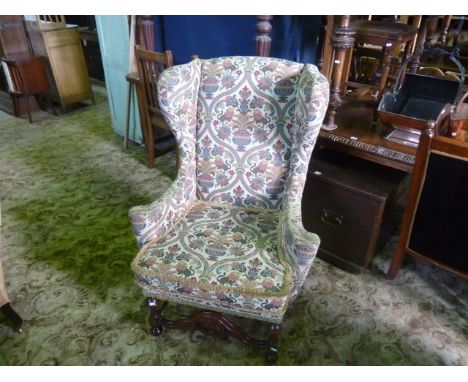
[129,59,202,248]
[279,64,329,298]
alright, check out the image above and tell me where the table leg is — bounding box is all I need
[378,44,392,99]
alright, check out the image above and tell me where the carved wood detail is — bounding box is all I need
[256,16,273,57]
[424,16,439,49]
[438,16,452,46]
[146,297,281,363]
[318,130,416,166]
[325,16,355,129]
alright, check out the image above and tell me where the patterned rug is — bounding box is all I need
[0,84,467,365]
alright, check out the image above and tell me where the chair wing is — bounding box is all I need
[280,64,330,297]
[129,59,201,247]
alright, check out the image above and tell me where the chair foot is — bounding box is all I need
[265,323,281,364]
[150,326,163,337]
[0,303,23,333]
[147,297,167,338]
[265,348,278,363]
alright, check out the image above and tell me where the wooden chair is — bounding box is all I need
[0,55,56,123]
[387,123,468,280]
[134,46,177,169]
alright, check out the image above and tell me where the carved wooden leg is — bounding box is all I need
[265,323,281,363]
[377,44,392,100]
[147,297,167,337]
[438,16,452,46]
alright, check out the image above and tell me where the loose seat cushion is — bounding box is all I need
[132,200,293,322]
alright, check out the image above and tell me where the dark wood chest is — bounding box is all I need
[302,148,408,272]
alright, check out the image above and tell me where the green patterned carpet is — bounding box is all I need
[0,84,467,365]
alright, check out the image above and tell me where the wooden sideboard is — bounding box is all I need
[26,21,93,110]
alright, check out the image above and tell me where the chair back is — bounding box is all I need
[0,56,49,95]
[135,46,173,131]
[194,56,327,209]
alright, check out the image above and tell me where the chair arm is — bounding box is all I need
[280,192,320,300]
[129,176,195,248]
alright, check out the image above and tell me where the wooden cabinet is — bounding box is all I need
[387,131,468,280]
[26,21,93,109]
[0,15,32,115]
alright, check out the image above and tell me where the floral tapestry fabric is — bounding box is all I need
[129,56,329,321]
[196,56,305,209]
[129,60,201,248]
[132,200,292,322]
[280,63,330,297]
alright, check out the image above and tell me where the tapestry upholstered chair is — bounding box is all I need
[129,56,329,362]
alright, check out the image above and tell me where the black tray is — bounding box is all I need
[378,48,464,135]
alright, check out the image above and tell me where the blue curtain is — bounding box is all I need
[152,15,322,65]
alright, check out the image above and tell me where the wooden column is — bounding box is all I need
[318,15,335,79]
[324,15,355,130]
[256,16,273,57]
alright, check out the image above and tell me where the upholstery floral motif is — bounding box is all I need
[132,200,292,322]
[196,56,305,208]
[130,56,329,322]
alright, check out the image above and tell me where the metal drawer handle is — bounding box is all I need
[320,209,343,227]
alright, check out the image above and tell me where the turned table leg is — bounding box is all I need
[377,43,393,100]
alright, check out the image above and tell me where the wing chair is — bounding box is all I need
[129,56,329,362]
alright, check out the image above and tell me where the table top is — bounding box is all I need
[351,20,418,45]
[319,99,417,173]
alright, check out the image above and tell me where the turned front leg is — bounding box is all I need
[147,297,167,337]
[265,323,281,363]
